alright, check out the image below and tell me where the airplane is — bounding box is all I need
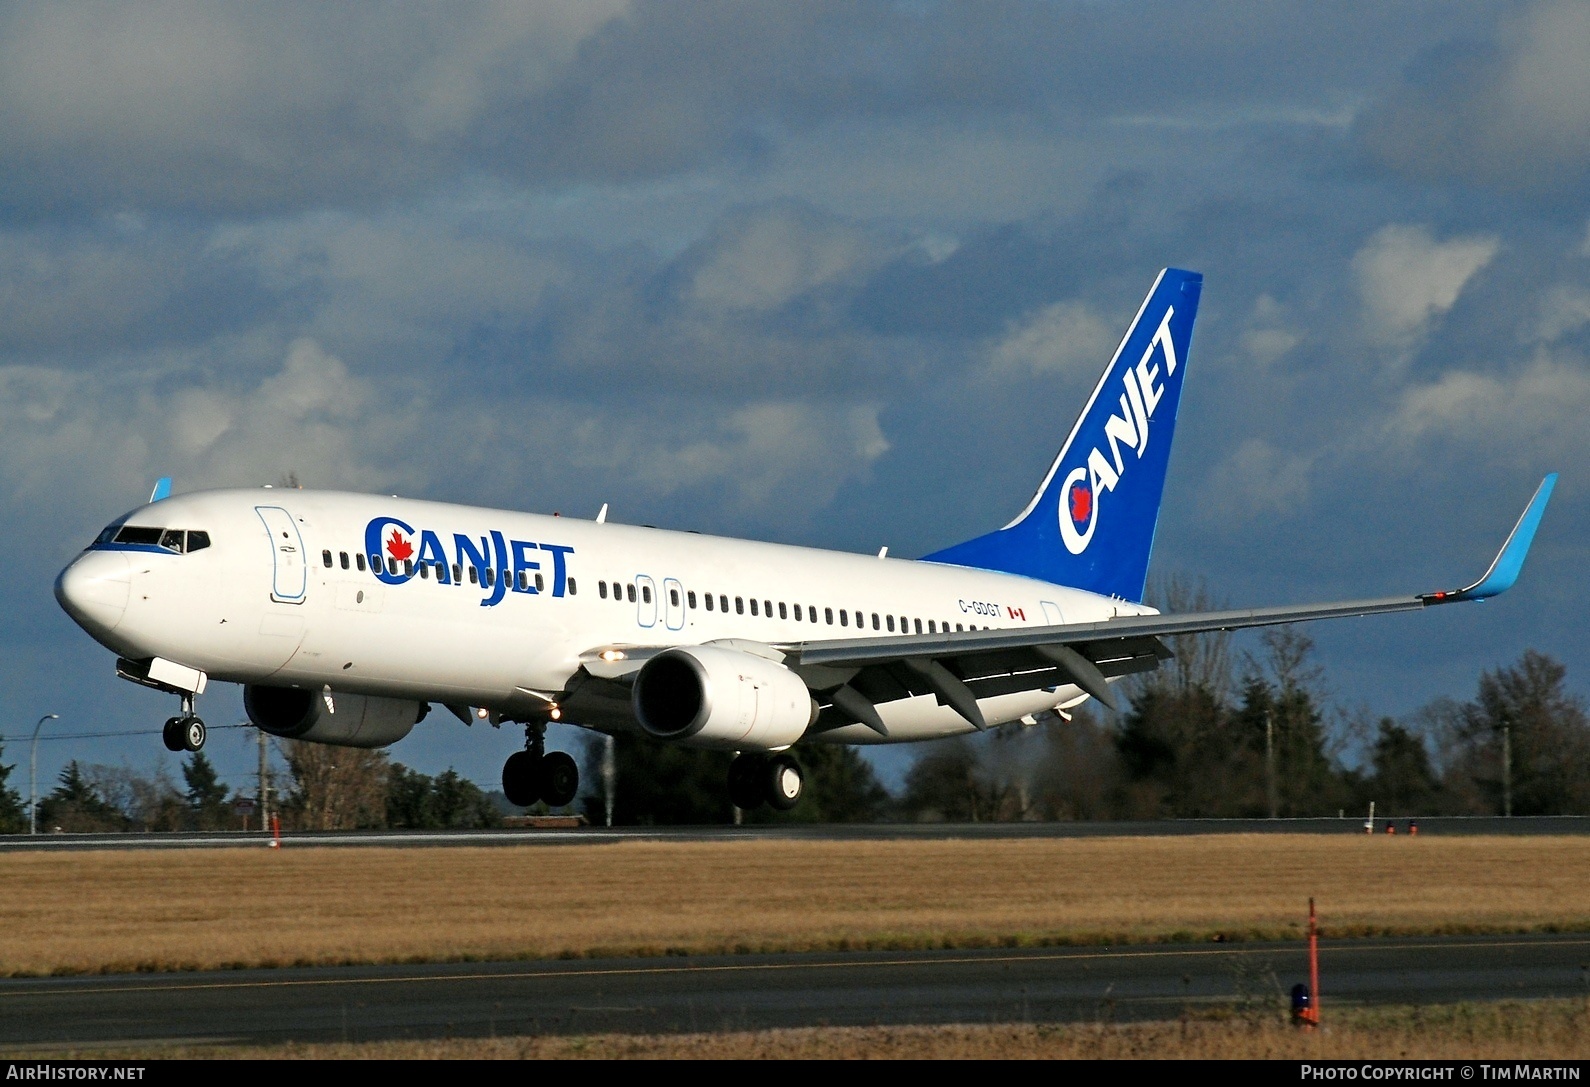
[53,269,1558,813]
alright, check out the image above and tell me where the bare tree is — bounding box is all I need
[284,742,389,830]
[1131,573,1235,704]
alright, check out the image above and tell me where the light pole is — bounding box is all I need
[29,713,59,835]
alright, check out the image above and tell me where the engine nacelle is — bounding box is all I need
[244,685,425,748]
[632,645,817,751]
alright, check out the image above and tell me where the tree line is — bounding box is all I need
[0,743,503,833]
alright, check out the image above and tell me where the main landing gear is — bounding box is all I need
[502,723,579,809]
[728,752,804,812]
[161,693,206,753]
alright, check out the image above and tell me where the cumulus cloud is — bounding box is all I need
[686,206,891,312]
[1202,439,1314,521]
[1352,225,1498,349]
[0,340,417,531]
[1240,294,1302,367]
[0,2,629,212]
[1534,284,1590,343]
[1384,349,1590,466]
[1355,0,1590,197]
[984,300,1115,380]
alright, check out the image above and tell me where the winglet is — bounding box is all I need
[149,477,173,503]
[1423,474,1556,605]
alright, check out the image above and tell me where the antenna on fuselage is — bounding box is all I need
[596,503,609,524]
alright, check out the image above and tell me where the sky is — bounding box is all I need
[1,1,1586,801]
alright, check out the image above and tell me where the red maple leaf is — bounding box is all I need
[387,530,414,563]
[1068,482,1092,524]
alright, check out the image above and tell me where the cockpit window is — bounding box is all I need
[114,526,164,547]
[106,526,212,553]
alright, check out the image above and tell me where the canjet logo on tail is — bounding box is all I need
[1058,306,1181,555]
[363,516,575,607]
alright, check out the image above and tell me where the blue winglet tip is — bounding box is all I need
[1424,473,1556,605]
[149,476,172,503]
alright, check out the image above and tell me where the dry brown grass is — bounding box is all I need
[34,1002,1590,1060]
[2,835,1587,976]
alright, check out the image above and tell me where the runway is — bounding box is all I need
[2,934,1585,1050]
[3,815,1587,852]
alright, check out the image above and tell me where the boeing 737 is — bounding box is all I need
[54,269,1557,812]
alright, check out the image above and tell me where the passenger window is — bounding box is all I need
[873,613,881,631]
[642,585,652,604]
[568,578,577,596]
[536,573,545,593]
[469,567,478,585]
[321,549,332,567]
[735,597,744,615]
[886,615,894,632]
[627,583,636,603]
[339,552,349,570]
[840,610,848,627]
[599,581,608,600]
[810,604,818,623]
[792,603,802,621]
[356,553,367,572]
[749,599,758,617]
[452,564,461,583]
[719,594,728,612]
[779,602,787,619]
[688,591,697,609]
[704,593,714,612]
[419,563,429,580]
[956,623,963,631]
[518,571,528,591]
[186,531,210,552]
[670,588,679,607]
[914,618,922,634]
[404,560,413,576]
[764,600,772,617]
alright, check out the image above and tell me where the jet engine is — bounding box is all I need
[632,645,817,751]
[243,685,426,748]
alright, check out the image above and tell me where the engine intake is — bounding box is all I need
[632,645,817,751]
[244,685,425,748]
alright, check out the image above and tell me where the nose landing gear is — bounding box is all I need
[501,723,579,809]
[728,751,804,812]
[161,693,206,753]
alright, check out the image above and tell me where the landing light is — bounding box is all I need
[474,707,489,720]
[600,649,626,662]
[550,706,562,721]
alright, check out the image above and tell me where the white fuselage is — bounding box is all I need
[57,488,1154,746]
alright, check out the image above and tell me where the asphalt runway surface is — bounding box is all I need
[2,934,1586,1050]
[3,816,1587,852]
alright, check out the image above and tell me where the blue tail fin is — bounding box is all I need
[923,268,1202,602]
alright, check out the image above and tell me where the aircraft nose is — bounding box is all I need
[55,550,131,635]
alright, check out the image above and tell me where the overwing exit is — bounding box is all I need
[55,269,1557,813]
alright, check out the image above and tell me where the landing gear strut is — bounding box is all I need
[162,693,206,753]
[728,752,804,812]
[502,723,579,809]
